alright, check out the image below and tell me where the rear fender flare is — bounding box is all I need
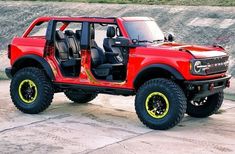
[12,55,55,80]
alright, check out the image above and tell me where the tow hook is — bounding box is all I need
[209,83,214,91]
[226,80,230,88]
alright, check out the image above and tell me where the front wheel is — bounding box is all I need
[135,78,187,130]
[10,67,54,114]
[186,92,224,118]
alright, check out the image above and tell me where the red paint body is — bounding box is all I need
[9,17,228,90]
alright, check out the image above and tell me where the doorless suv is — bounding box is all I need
[6,16,231,130]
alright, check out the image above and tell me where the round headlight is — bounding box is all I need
[194,61,201,73]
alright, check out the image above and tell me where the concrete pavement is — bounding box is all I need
[0,80,235,154]
[225,77,235,100]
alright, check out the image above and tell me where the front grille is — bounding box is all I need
[202,56,229,75]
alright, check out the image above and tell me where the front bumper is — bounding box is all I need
[185,75,231,100]
[5,67,12,79]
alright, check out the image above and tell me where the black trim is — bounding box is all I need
[185,75,231,85]
[5,67,12,79]
[12,55,55,80]
[185,75,231,100]
[134,64,184,87]
[8,44,11,59]
[54,83,135,96]
[80,22,90,50]
[46,20,56,43]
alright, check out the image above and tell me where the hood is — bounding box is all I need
[149,42,228,59]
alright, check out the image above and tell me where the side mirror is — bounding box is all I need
[114,37,130,47]
[165,33,175,42]
[132,39,138,44]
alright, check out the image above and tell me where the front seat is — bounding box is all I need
[90,29,123,78]
[103,26,124,64]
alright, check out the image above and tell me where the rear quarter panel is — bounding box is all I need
[10,37,46,65]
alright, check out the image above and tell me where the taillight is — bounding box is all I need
[8,44,11,59]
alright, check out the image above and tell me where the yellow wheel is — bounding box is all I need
[145,92,169,119]
[18,79,38,104]
[10,67,54,114]
[135,78,187,130]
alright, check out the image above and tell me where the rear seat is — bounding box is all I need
[55,30,76,67]
[55,30,69,61]
[65,30,81,59]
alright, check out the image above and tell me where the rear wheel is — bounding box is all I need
[186,92,224,118]
[135,78,187,130]
[65,90,97,104]
[10,67,54,114]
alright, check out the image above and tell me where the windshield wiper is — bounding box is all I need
[133,39,164,44]
[137,40,164,44]
[137,40,153,43]
[152,39,164,43]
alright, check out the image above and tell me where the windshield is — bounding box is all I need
[124,20,164,43]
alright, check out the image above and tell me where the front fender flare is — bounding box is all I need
[133,64,184,88]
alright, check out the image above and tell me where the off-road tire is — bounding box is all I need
[186,92,224,118]
[135,78,187,130]
[10,67,54,114]
[65,90,97,104]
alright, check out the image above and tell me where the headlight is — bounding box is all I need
[191,60,208,75]
[194,61,202,73]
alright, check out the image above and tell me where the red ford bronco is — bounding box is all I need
[6,17,231,130]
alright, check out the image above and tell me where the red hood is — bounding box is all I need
[148,42,228,59]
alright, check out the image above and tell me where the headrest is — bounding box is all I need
[56,30,65,40]
[65,30,74,36]
[107,26,115,38]
[75,30,82,39]
[90,28,95,39]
